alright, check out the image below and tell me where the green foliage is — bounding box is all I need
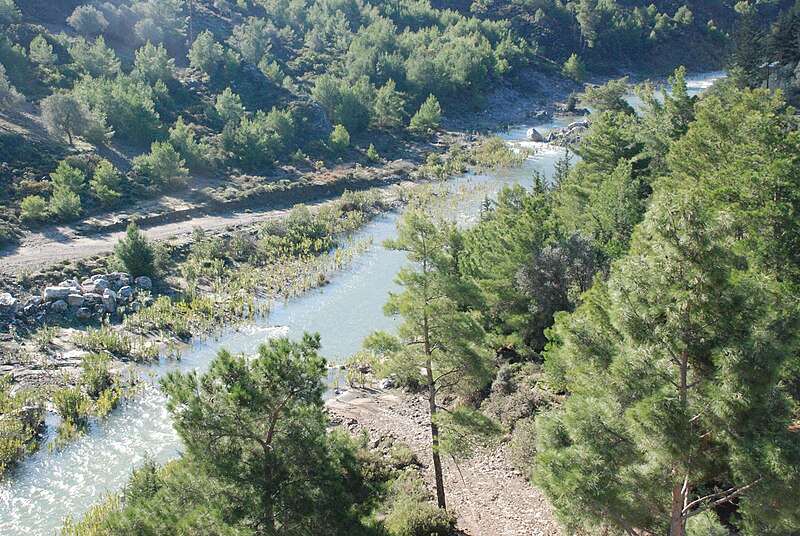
[69,36,120,78]
[408,94,441,133]
[0,0,21,25]
[0,62,23,107]
[0,375,41,477]
[313,74,375,133]
[52,386,90,426]
[132,41,174,84]
[49,161,85,222]
[562,53,586,81]
[189,30,224,74]
[132,141,188,191]
[214,87,245,124]
[220,108,294,171]
[115,222,155,277]
[168,117,206,171]
[329,124,350,152]
[81,353,112,398]
[67,5,109,37]
[373,79,405,129]
[41,94,92,145]
[28,35,56,67]
[19,195,47,222]
[366,143,380,161]
[537,188,800,534]
[581,78,635,114]
[89,159,122,207]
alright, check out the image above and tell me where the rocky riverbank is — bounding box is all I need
[327,387,563,536]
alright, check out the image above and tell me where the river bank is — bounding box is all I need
[0,70,726,535]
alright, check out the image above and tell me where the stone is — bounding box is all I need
[43,287,72,301]
[59,279,80,289]
[25,296,42,308]
[75,307,92,320]
[50,299,68,313]
[526,127,544,142]
[93,278,110,293]
[94,304,106,315]
[66,294,85,308]
[23,304,39,317]
[102,289,117,313]
[134,276,153,291]
[130,301,142,312]
[118,286,134,301]
[142,296,155,307]
[0,293,18,312]
[82,292,103,305]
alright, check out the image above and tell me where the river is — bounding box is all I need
[0,71,724,535]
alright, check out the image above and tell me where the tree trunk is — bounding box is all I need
[670,484,686,536]
[427,357,446,510]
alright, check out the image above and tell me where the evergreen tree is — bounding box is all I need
[132,141,189,190]
[0,63,22,107]
[29,35,56,67]
[537,189,800,536]
[189,30,224,75]
[562,53,586,81]
[731,13,764,88]
[329,124,350,152]
[409,94,441,133]
[367,208,494,510]
[133,41,174,84]
[214,87,245,124]
[373,79,405,129]
[114,221,155,277]
[90,159,122,207]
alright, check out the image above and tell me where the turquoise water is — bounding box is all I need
[0,71,724,535]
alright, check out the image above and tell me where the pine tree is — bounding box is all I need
[536,189,800,536]
[90,159,122,207]
[373,79,405,130]
[409,94,441,133]
[114,222,155,277]
[367,208,495,509]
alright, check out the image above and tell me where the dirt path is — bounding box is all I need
[327,388,562,536]
[0,204,298,274]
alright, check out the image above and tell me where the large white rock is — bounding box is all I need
[50,299,68,313]
[102,289,117,313]
[43,287,73,301]
[0,292,18,312]
[526,127,544,142]
[66,294,85,308]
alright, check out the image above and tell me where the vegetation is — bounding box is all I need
[114,222,155,277]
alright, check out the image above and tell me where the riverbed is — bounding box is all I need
[0,71,724,535]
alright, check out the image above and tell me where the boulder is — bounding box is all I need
[94,304,106,315]
[50,299,68,313]
[75,307,92,321]
[0,293,18,313]
[526,127,545,142]
[59,279,80,289]
[134,276,153,291]
[23,304,39,317]
[102,289,117,313]
[93,279,110,293]
[82,292,103,305]
[118,286,134,301]
[43,287,72,301]
[66,294,85,308]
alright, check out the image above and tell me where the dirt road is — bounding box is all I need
[327,388,562,536]
[0,204,304,274]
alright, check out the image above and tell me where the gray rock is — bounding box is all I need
[94,304,106,315]
[82,292,103,304]
[142,296,155,307]
[25,296,42,307]
[93,279,110,293]
[66,294,85,308]
[378,377,395,390]
[102,289,117,313]
[130,301,142,312]
[134,276,153,291]
[118,286,134,300]
[0,293,18,312]
[43,287,72,301]
[23,304,39,317]
[50,299,68,313]
[526,127,544,142]
[75,307,92,320]
[60,279,80,289]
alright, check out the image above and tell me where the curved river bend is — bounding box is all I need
[0,71,723,535]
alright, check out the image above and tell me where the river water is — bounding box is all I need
[0,71,724,535]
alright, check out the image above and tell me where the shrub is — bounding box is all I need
[409,94,441,133]
[329,124,350,153]
[0,62,23,107]
[366,143,380,161]
[67,5,109,37]
[385,497,455,536]
[81,353,112,398]
[115,222,155,277]
[0,0,22,24]
[19,195,47,222]
[562,53,586,81]
[132,141,188,190]
[49,187,82,221]
[90,160,122,207]
[41,94,92,146]
[52,386,90,425]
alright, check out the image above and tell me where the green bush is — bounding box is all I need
[132,141,188,191]
[329,124,350,153]
[81,353,112,398]
[52,386,90,425]
[409,94,441,133]
[115,222,155,277]
[20,195,47,222]
[385,497,455,536]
